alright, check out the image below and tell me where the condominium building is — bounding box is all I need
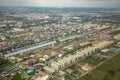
[49,40,113,71]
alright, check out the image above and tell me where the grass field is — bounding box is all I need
[77,53,120,80]
[0,58,13,73]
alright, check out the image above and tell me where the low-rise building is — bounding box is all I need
[48,40,113,71]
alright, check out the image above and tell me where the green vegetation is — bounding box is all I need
[0,58,13,72]
[93,16,120,26]
[93,21,107,25]
[0,16,23,21]
[106,17,120,22]
[23,20,57,27]
[12,73,23,80]
[5,37,24,43]
[110,29,120,35]
[64,49,74,55]
[59,34,79,42]
[0,58,7,64]
[0,39,4,43]
[12,69,34,80]
[82,56,102,65]
[77,53,120,80]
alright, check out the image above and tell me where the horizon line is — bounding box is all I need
[0,5,120,9]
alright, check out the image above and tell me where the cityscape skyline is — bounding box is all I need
[0,2,120,80]
[0,0,120,8]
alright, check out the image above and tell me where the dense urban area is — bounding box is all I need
[0,7,120,80]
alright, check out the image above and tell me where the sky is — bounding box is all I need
[0,0,120,8]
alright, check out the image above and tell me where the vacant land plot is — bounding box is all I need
[78,53,120,80]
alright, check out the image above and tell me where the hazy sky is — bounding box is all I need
[0,0,120,7]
